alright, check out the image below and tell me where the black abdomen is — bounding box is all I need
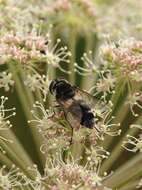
[80,104,95,129]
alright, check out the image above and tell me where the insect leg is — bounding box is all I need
[70,126,73,145]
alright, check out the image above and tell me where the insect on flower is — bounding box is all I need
[49,78,98,134]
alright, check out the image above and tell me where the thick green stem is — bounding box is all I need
[8,63,45,167]
[100,115,142,175]
[0,139,35,179]
[0,151,13,167]
[119,180,139,190]
[103,153,142,188]
[0,129,33,167]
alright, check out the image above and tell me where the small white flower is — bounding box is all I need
[24,73,50,102]
[75,51,97,76]
[27,164,46,189]
[45,37,71,74]
[0,96,16,153]
[126,92,142,117]
[122,125,142,153]
[137,178,142,189]
[0,165,26,189]
[89,71,116,102]
[0,72,14,91]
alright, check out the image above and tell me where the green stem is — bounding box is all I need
[0,151,12,167]
[0,139,35,179]
[99,79,126,149]
[119,180,139,190]
[100,114,142,175]
[71,128,87,162]
[35,89,44,105]
[8,63,45,167]
[101,103,129,150]
[0,129,33,167]
[82,33,98,90]
[68,30,76,84]
[103,153,142,189]
[111,79,127,114]
[100,83,142,174]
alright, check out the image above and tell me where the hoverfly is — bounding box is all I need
[49,78,97,132]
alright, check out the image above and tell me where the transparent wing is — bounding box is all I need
[73,86,97,109]
[65,111,81,130]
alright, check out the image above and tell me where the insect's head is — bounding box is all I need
[49,78,75,100]
[49,78,67,94]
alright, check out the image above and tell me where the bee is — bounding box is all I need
[49,78,97,131]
